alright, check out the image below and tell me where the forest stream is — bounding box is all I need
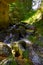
[0,22,43,65]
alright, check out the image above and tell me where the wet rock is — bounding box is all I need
[0,42,12,60]
[0,22,37,42]
[32,43,39,51]
[25,24,36,30]
[0,59,17,65]
[32,54,41,65]
[12,29,20,41]
[39,36,43,42]
[0,31,7,42]
[32,42,43,55]
[25,24,36,36]
[4,29,20,43]
[40,56,43,65]
[19,41,26,49]
[32,43,43,65]
[38,47,43,54]
[18,26,26,38]
[4,33,13,43]
[29,49,41,65]
[18,39,32,51]
[15,22,27,28]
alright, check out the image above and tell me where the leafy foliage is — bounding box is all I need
[9,0,32,24]
[23,50,29,59]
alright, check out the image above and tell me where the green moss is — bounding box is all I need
[33,19,43,35]
[22,50,29,59]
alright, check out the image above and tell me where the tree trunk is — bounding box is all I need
[0,0,15,29]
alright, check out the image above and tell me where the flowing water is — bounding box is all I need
[0,24,43,65]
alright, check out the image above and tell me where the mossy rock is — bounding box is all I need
[0,59,17,65]
[0,42,12,60]
[19,26,26,37]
